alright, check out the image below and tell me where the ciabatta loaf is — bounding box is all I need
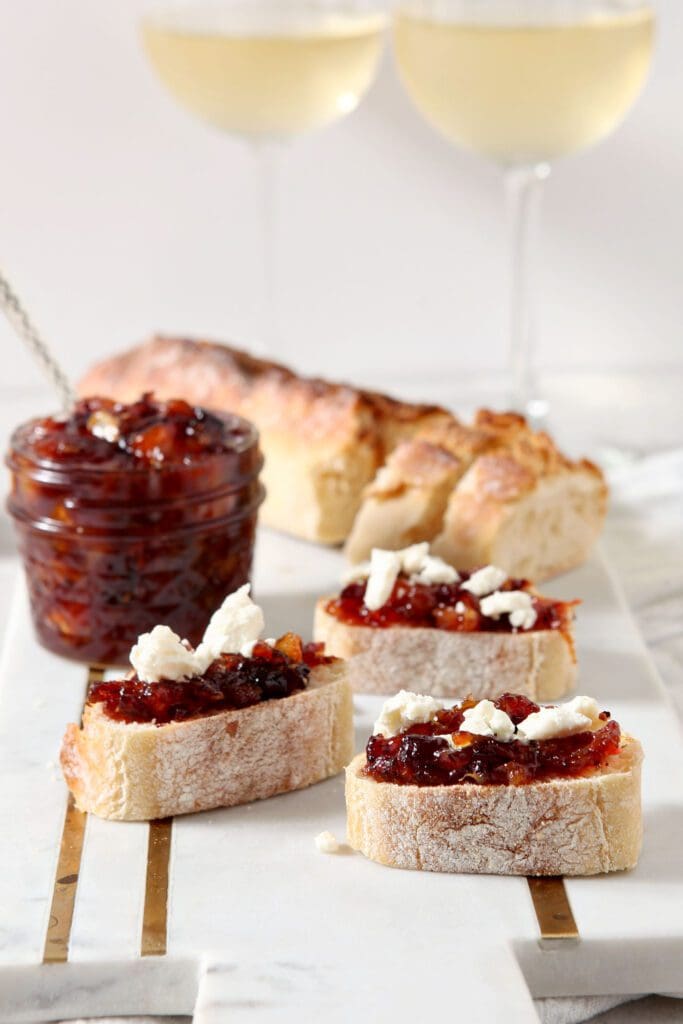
[78,337,450,544]
[78,341,606,575]
[346,736,643,876]
[314,603,575,701]
[61,661,353,821]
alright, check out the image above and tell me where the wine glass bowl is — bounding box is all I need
[142,1,388,141]
[392,0,655,421]
[394,1,654,165]
[141,0,388,354]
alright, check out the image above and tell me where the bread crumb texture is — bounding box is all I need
[345,737,643,876]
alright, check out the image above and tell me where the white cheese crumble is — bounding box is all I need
[87,410,120,444]
[399,542,431,575]
[479,589,537,630]
[373,690,445,738]
[198,584,265,660]
[460,699,515,741]
[517,696,602,742]
[461,565,508,597]
[363,549,403,610]
[130,625,206,684]
[371,693,606,747]
[414,554,460,585]
[315,830,341,854]
[129,584,267,683]
[355,544,459,610]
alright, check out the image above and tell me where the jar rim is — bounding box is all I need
[6,408,261,475]
[5,450,264,494]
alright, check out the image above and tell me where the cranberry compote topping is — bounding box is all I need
[88,634,334,725]
[326,573,577,637]
[19,393,251,470]
[364,694,620,787]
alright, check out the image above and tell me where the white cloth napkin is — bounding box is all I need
[47,451,683,1024]
[535,449,683,1024]
[601,450,683,721]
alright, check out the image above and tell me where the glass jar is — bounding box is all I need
[6,397,264,665]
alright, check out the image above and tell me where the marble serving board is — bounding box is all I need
[1,531,683,1024]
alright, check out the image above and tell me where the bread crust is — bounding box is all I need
[60,662,354,821]
[313,603,576,701]
[78,336,450,544]
[345,737,643,876]
[346,416,608,581]
[430,455,608,581]
[344,440,464,562]
[79,338,607,567]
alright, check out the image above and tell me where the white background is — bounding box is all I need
[1,14,681,1022]
[0,0,681,393]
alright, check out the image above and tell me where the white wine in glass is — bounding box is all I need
[142,2,387,350]
[393,1,655,421]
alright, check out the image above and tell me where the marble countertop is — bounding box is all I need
[1,378,682,1024]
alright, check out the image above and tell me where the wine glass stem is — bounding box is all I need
[252,140,284,357]
[505,162,550,425]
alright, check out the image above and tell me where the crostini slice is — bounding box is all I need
[61,586,353,821]
[346,691,643,876]
[314,544,578,700]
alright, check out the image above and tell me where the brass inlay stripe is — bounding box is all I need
[85,664,106,693]
[43,793,87,962]
[141,818,173,957]
[42,663,103,963]
[527,877,579,942]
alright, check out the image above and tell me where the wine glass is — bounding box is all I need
[393,0,655,424]
[141,0,388,354]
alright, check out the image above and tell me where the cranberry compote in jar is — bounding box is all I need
[6,394,264,665]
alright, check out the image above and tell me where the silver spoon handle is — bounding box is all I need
[0,269,75,411]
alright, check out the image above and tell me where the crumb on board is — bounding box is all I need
[315,830,341,854]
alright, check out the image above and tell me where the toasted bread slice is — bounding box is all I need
[61,661,353,821]
[345,736,643,876]
[313,602,576,701]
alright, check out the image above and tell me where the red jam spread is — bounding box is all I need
[20,394,249,469]
[88,634,335,725]
[364,694,620,787]
[6,394,264,665]
[326,573,576,638]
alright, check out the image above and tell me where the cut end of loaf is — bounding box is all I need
[345,422,608,581]
[345,738,643,876]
